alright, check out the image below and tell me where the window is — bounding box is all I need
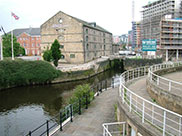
[104,45,106,50]
[104,39,105,43]
[94,45,96,49]
[32,50,35,55]
[86,36,88,42]
[37,43,40,46]
[32,43,35,47]
[70,54,75,58]
[86,44,89,50]
[60,45,64,49]
[86,29,88,34]
[93,37,96,41]
[103,33,105,37]
[94,52,97,57]
[24,42,26,47]
[61,55,65,59]
[58,35,64,40]
[59,18,63,24]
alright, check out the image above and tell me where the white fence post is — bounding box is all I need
[103,126,105,136]
[179,117,182,136]
[130,93,132,112]
[123,123,125,136]
[106,125,108,136]
[163,111,166,136]
[169,81,171,91]
[122,87,125,104]
[157,76,159,85]
[142,101,145,123]
[152,105,154,124]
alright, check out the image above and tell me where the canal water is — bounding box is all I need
[0,68,123,136]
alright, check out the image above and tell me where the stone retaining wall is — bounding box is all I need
[146,66,182,114]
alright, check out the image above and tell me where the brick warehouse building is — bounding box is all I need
[12,28,41,56]
[41,11,113,64]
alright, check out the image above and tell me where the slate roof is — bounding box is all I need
[41,11,112,34]
[10,28,40,37]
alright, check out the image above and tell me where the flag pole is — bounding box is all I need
[11,13,14,60]
[0,35,3,60]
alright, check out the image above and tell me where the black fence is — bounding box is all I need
[25,78,116,136]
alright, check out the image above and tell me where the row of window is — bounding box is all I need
[85,28,106,37]
[19,37,40,41]
[23,43,40,47]
[85,36,106,42]
[26,49,40,55]
[86,44,106,50]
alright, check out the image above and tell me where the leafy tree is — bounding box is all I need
[51,39,61,67]
[2,34,25,57]
[43,50,52,62]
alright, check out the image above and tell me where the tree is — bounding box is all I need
[43,50,52,62]
[51,39,61,67]
[2,34,25,57]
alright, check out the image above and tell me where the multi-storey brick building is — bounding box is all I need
[41,11,113,64]
[13,28,41,56]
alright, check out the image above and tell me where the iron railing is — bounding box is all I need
[25,79,114,136]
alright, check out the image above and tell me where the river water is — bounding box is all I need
[0,69,123,136]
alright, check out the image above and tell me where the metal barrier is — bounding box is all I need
[102,122,126,136]
[25,79,112,136]
[148,61,182,95]
[119,64,182,136]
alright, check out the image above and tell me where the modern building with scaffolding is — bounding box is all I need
[141,0,182,61]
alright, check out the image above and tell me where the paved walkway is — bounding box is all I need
[53,87,118,136]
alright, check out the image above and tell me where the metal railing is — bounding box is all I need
[102,122,126,136]
[148,61,182,95]
[119,65,182,136]
[25,79,113,136]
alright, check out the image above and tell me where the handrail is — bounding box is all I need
[148,61,182,93]
[25,79,113,136]
[103,122,126,136]
[119,63,182,136]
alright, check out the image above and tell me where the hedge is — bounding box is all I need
[0,59,60,88]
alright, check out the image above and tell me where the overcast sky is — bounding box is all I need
[0,0,150,36]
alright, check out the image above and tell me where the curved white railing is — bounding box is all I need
[148,61,182,94]
[119,63,182,136]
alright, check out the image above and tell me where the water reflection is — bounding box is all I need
[0,69,122,135]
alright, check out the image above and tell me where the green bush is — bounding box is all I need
[0,59,60,88]
[69,84,94,106]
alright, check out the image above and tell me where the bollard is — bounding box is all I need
[60,111,63,131]
[29,131,31,136]
[70,105,73,122]
[85,95,88,109]
[97,85,99,96]
[105,80,107,90]
[46,120,49,136]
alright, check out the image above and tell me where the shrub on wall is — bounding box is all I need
[0,59,60,88]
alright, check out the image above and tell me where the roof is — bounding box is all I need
[10,28,40,37]
[41,11,112,34]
